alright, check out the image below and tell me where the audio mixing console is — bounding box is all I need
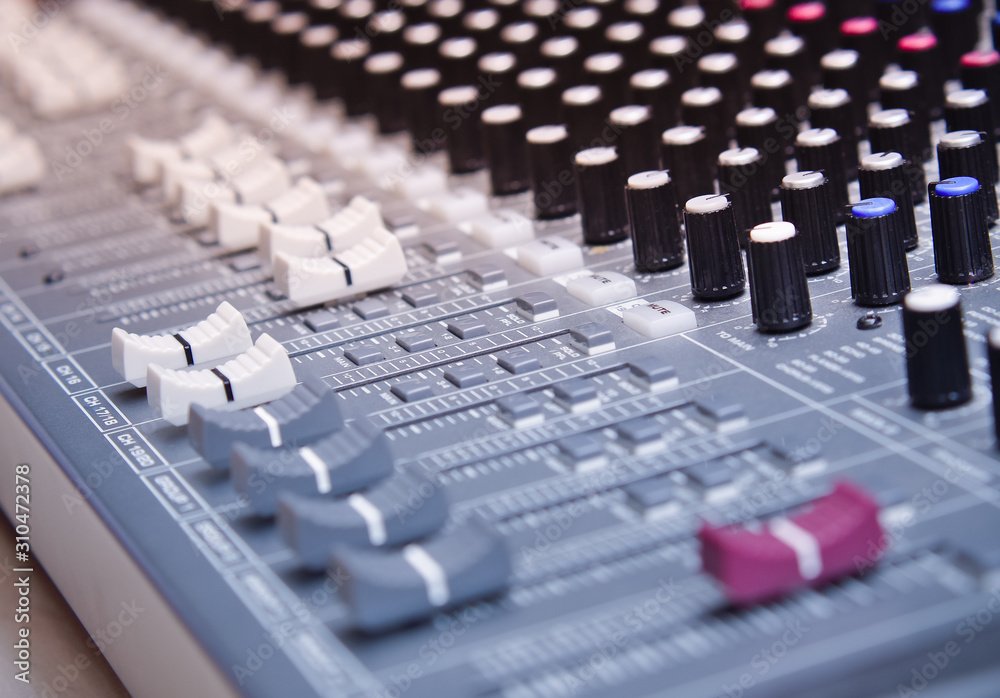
[1,0,1000,696]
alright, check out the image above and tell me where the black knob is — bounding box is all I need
[746,221,813,333]
[988,328,1000,441]
[526,125,577,219]
[779,171,841,275]
[583,53,629,109]
[858,151,920,251]
[649,35,696,94]
[478,52,519,104]
[735,106,788,197]
[562,84,606,152]
[903,285,972,409]
[499,21,541,65]
[681,86,728,163]
[808,89,860,178]
[845,197,911,306]
[897,32,945,118]
[427,0,463,35]
[625,170,684,273]
[481,105,530,197]
[714,18,755,76]
[564,7,603,47]
[606,21,647,68]
[667,4,706,43]
[819,50,865,124]
[540,36,582,84]
[239,1,281,61]
[332,39,372,117]
[609,105,660,176]
[298,25,340,100]
[462,9,501,53]
[684,194,746,300]
[928,177,995,285]
[839,16,886,100]
[438,36,478,86]
[401,22,442,68]
[574,147,630,245]
[877,0,925,40]
[517,68,562,131]
[786,2,833,60]
[929,0,978,78]
[369,10,407,54]
[764,34,812,107]
[741,0,782,53]
[364,52,406,134]
[751,69,800,127]
[795,127,849,217]
[269,12,310,82]
[938,130,1000,223]
[438,85,486,174]
[402,68,444,153]
[878,70,930,161]
[718,147,772,243]
[868,108,927,204]
[945,89,999,184]
[698,53,743,135]
[629,69,675,133]
[661,126,715,208]
[960,50,1000,137]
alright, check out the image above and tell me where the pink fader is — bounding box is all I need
[699,481,885,605]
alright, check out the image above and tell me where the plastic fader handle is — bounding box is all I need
[273,227,408,306]
[0,135,45,195]
[262,195,384,262]
[213,176,329,250]
[111,302,252,388]
[180,157,291,227]
[147,334,297,427]
[128,115,234,185]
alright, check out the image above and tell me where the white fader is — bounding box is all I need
[147,334,296,427]
[0,134,45,195]
[262,195,384,262]
[179,156,292,227]
[213,177,331,250]
[111,302,252,388]
[272,228,408,306]
[127,115,235,185]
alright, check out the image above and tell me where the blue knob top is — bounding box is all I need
[932,0,970,11]
[934,176,980,197]
[852,197,896,218]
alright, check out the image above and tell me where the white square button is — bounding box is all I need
[566,271,637,306]
[622,300,697,338]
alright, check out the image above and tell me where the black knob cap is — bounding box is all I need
[478,52,519,104]
[681,86,728,163]
[928,177,995,285]
[482,104,530,196]
[517,67,562,130]
[845,197,911,306]
[298,25,340,100]
[574,147,630,245]
[879,70,930,160]
[438,85,486,174]
[795,127,849,217]
[402,68,444,153]
[786,2,834,60]
[649,35,696,94]
[746,221,813,333]
[741,0,782,53]
[819,50,865,127]
[764,34,812,107]
[526,125,577,219]
[751,69,801,127]
[609,105,660,177]
[401,22,442,68]
[684,194,746,300]
[269,12,310,82]
[868,108,927,204]
[877,0,925,40]
[945,89,999,184]
[629,69,675,133]
[903,285,972,409]
[606,20,647,69]
[583,53,629,109]
[539,36,582,84]
[807,88,860,178]
[667,4,706,43]
[938,130,1000,223]
[839,16,888,99]
[988,327,1000,441]
[368,10,407,53]
[364,52,406,134]
[462,9,502,53]
[332,38,372,116]
[735,106,789,197]
[858,151,920,251]
[779,170,840,275]
[714,18,755,75]
[959,50,1000,137]
[718,147,772,244]
[929,0,978,78]
[698,53,743,135]
[564,7,603,46]
[897,32,945,118]
[626,170,684,273]
[499,21,541,64]
[562,84,606,152]
[438,36,479,86]
[661,126,715,208]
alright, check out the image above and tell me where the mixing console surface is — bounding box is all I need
[1,0,1000,696]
